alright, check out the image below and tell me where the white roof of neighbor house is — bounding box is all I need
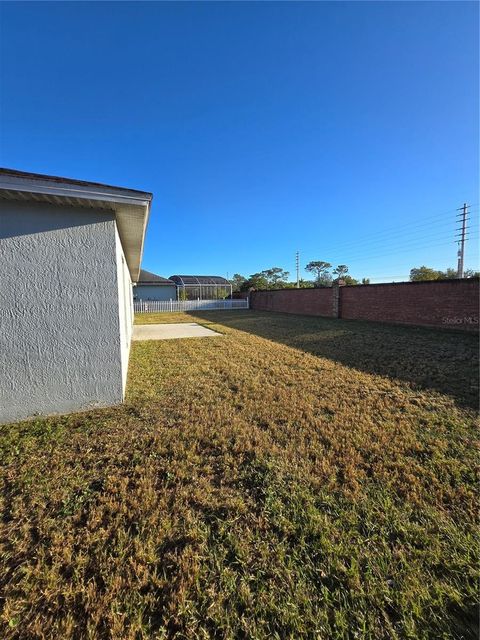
[0,168,152,281]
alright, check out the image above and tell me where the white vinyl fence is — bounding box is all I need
[134,298,249,313]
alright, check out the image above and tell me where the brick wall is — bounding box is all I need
[339,279,479,331]
[250,279,479,331]
[250,288,335,317]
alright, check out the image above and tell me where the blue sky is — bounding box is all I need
[1,1,478,282]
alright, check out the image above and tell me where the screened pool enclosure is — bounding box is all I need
[169,275,233,300]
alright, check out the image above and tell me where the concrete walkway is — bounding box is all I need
[132,322,222,341]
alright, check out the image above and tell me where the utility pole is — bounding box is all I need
[456,203,469,278]
[296,251,300,288]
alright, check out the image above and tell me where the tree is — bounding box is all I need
[410,266,443,282]
[317,272,333,287]
[361,278,370,285]
[211,286,229,300]
[333,264,349,280]
[305,261,332,286]
[411,265,480,281]
[245,273,269,290]
[442,268,457,279]
[231,274,247,292]
[261,267,290,289]
[299,278,315,288]
[342,275,359,285]
[437,267,479,279]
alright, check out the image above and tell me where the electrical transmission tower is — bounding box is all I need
[296,251,300,288]
[456,203,469,278]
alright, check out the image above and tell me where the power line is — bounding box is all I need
[330,214,478,254]
[329,206,458,241]
[327,230,462,262]
[361,235,479,262]
[327,231,468,263]
[292,203,479,281]
[325,205,479,265]
[317,201,479,250]
[322,209,479,257]
[336,235,479,267]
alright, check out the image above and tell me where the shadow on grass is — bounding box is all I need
[186,310,479,410]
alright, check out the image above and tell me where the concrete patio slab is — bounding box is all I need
[132,322,222,341]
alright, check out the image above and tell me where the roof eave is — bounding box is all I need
[0,174,152,281]
[134,199,151,282]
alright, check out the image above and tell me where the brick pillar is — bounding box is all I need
[332,283,340,318]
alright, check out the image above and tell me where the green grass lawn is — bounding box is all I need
[1,311,478,639]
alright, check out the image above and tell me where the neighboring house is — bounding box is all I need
[0,168,152,424]
[133,270,177,301]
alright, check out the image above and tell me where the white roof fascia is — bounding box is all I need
[0,177,151,208]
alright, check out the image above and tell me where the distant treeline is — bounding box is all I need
[231,262,479,291]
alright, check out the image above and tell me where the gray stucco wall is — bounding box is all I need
[133,284,177,301]
[0,200,125,424]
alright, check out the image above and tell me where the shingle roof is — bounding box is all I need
[137,270,175,285]
[0,168,152,197]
